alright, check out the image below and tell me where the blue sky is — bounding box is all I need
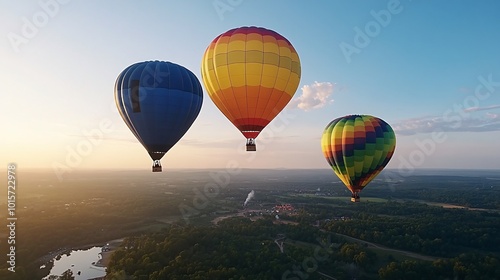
[2,0,500,176]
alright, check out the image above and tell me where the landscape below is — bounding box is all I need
[0,168,498,279]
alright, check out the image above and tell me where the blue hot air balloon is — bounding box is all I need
[114,61,203,172]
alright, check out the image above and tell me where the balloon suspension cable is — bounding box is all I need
[152,160,162,172]
[246,138,256,152]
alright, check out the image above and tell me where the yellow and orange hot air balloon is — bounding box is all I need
[201,26,301,151]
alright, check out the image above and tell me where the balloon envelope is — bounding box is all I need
[201,26,300,149]
[114,61,203,170]
[321,115,396,200]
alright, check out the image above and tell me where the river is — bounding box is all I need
[42,246,106,280]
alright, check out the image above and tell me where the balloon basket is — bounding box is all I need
[246,144,256,151]
[152,166,162,172]
[351,197,360,203]
[152,160,162,172]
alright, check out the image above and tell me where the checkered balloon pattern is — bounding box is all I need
[321,115,396,194]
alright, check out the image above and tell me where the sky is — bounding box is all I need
[2,0,500,178]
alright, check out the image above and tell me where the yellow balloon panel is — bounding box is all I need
[201,27,301,138]
[227,51,245,64]
[246,63,262,83]
[285,74,301,95]
[228,65,246,87]
[213,40,228,53]
[246,51,263,63]
[246,40,263,51]
[214,67,232,90]
[263,52,279,66]
[214,53,228,66]
[227,38,246,51]
[263,44,280,56]
[201,67,217,92]
[279,46,292,58]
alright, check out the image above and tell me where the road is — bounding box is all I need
[330,232,438,262]
[212,212,440,262]
[317,271,338,279]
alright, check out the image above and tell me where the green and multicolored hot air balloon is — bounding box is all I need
[321,115,396,202]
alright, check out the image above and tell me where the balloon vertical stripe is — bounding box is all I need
[321,115,396,198]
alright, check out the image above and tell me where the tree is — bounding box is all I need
[59,269,75,280]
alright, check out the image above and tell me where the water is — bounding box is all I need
[42,246,106,280]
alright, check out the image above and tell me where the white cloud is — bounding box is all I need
[393,106,500,135]
[289,81,335,111]
[463,104,500,112]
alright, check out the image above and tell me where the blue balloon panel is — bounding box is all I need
[114,61,203,161]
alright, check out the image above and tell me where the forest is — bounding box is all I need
[106,215,500,280]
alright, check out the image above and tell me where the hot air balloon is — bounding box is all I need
[321,115,396,202]
[114,61,203,172]
[201,26,301,151]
